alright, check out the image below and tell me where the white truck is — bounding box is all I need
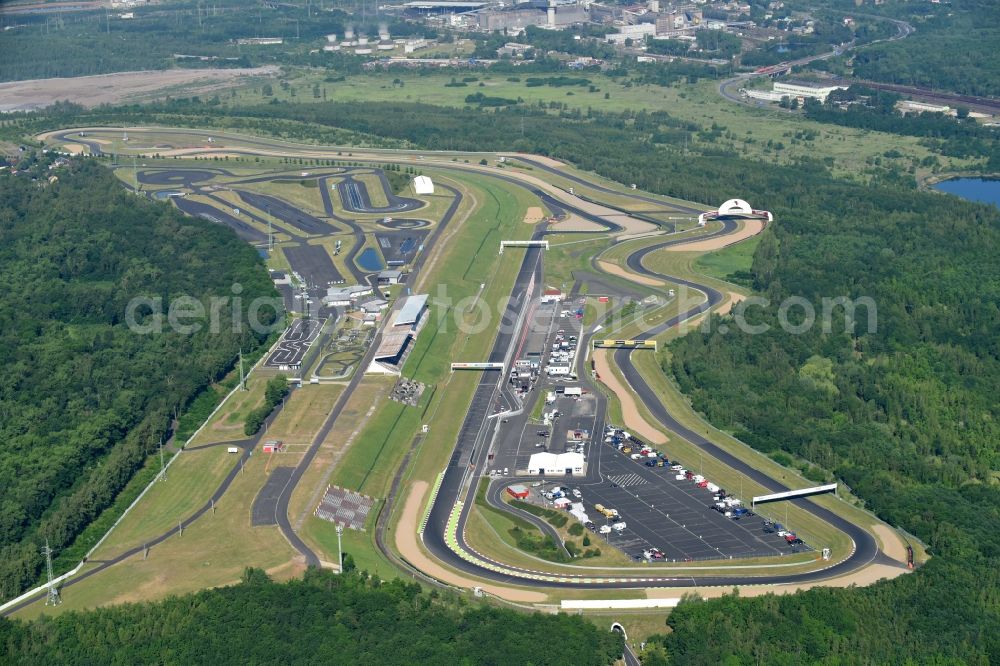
[564,387,583,397]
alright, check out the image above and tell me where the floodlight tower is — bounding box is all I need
[42,540,61,606]
[239,348,248,391]
[336,524,344,573]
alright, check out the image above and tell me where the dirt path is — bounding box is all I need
[1,67,278,112]
[597,260,666,287]
[394,481,547,603]
[550,214,604,232]
[716,291,746,317]
[666,219,764,252]
[592,349,668,445]
[603,214,659,237]
[872,524,910,563]
[645,562,909,601]
[522,206,545,224]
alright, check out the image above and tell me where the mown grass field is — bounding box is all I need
[226,71,975,177]
[15,447,298,620]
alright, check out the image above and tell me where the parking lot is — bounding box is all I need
[575,437,804,562]
[282,243,344,288]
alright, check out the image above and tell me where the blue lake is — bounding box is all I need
[357,247,384,271]
[932,177,1000,209]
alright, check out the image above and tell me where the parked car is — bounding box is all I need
[572,489,582,499]
[599,525,612,534]
[611,521,627,531]
[645,460,657,467]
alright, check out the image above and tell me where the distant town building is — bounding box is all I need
[236,37,284,45]
[741,79,848,103]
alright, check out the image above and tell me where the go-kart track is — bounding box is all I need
[1,127,902,615]
[265,318,321,368]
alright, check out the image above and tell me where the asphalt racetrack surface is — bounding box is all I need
[421,222,885,588]
[236,190,340,236]
[336,174,422,214]
[14,133,891,601]
[422,246,544,575]
[172,197,268,244]
[137,169,217,187]
[251,467,295,526]
[378,217,431,229]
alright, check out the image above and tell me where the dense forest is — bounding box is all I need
[0,1,420,82]
[0,160,277,601]
[0,568,623,664]
[847,0,1000,97]
[804,87,1000,165]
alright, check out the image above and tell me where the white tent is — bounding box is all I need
[527,452,585,476]
[413,175,434,195]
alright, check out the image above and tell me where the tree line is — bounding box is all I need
[0,160,277,603]
[0,568,623,665]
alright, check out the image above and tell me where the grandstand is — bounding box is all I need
[315,485,376,531]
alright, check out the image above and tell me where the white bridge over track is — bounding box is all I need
[752,483,838,508]
[499,240,548,254]
[451,362,505,371]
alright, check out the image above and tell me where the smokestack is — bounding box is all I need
[547,0,555,27]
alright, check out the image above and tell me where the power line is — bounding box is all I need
[42,540,61,606]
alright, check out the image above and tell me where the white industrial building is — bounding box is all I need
[323,284,374,306]
[527,451,586,476]
[743,80,849,104]
[413,175,434,195]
